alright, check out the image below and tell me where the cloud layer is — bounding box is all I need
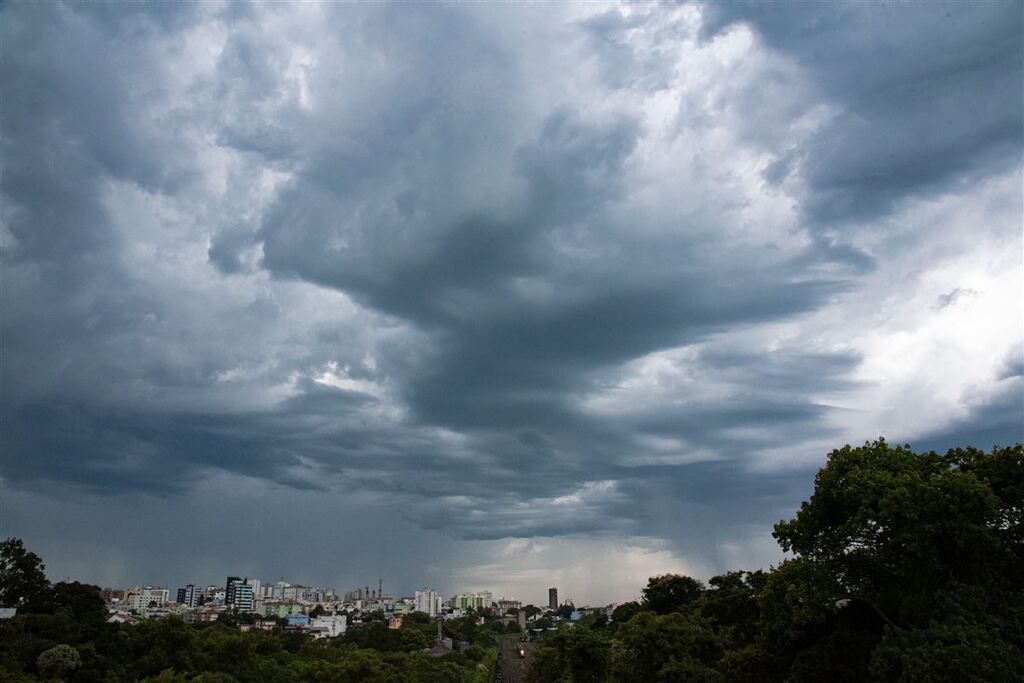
[2,1,1020,601]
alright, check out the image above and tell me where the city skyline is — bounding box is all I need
[2,1,1021,607]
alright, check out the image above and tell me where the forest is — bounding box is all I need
[2,440,1021,682]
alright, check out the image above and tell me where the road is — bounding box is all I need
[495,636,536,683]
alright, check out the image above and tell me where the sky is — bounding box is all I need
[1,1,1021,607]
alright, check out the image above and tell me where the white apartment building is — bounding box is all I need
[414,589,442,617]
[309,614,347,638]
[232,583,255,613]
[127,587,170,612]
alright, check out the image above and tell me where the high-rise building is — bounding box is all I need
[177,584,199,608]
[549,587,558,611]
[414,589,441,617]
[233,583,255,613]
[224,576,242,605]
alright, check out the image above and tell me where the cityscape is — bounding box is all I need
[2,0,1021,680]
[102,577,586,643]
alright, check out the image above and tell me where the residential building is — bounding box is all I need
[454,590,493,612]
[285,613,310,627]
[127,587,170,613]
[308,614,347,638]
[224,576,242,606]
[549,587,558,611]
[233,583,255,613]
[176,584,199,608]
[259,601,305,618]
[497,599,521,613]
[414,588,442,617]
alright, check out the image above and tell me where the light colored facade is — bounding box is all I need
[453,590,493,612]
[414,588,442,617]
[127,587,170,612]
[233,583,255,613]
[259,600,305,618]
[309,614,347,638]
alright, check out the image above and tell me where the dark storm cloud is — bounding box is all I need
[1,0,1020,584]
[703,1,1023,225]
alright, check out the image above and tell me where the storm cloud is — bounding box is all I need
[2,1,1020,602]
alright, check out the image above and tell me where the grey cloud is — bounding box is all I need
[913,379,1024,453]
[703,1,1023,225]
[1,1,1019,591]
[935,287,978,309]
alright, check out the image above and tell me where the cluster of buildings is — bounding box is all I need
[98,577,622,647]
[100,577,578,638]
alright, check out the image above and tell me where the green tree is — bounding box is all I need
[36,643,81,678]
[641,574,704,615]
[697,571,766,649]
[0,538,50,610]
[774,440,1004,626]
[610,610,722,682]
[772,440,1024,680]
[610,601,641,626]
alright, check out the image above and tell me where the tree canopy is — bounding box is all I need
[2,440,1020,682]
[527,441,1024,682]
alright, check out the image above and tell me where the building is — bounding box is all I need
[549,587,558,611]
[414,588,442,617]
[454,591,493,612]
[497,599,521,613]
[233,583,255,613]
[224,576,242,606]
[127,587,170,613]
[177,584,199,608]
[285,613,310,627]
[308,614,347,638]
[259,600,303,618]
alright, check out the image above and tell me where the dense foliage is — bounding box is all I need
[0,561,498,683]
[2,440,1020,681]
[527,441,1023,682]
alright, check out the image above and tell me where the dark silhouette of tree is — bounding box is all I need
[0,538,50,610]
[641,574,704,615]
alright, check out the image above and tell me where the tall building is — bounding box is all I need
[224,576,242,605]
[414,588,441,617]
[233,583,255,613]
[177,584,199,608]
[549,587,558,611]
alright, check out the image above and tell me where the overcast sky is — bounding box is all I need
[2,1,1021,606]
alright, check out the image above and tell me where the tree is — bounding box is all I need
[773,440,1010,629]
[610,610,723,682]
[309,604,326,618]
[36,644,81,678]
[610,601,641,626]
[642,574,704,615]
[698,571,766,649]
[772,440,1024,680]
[0,538,50,610]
